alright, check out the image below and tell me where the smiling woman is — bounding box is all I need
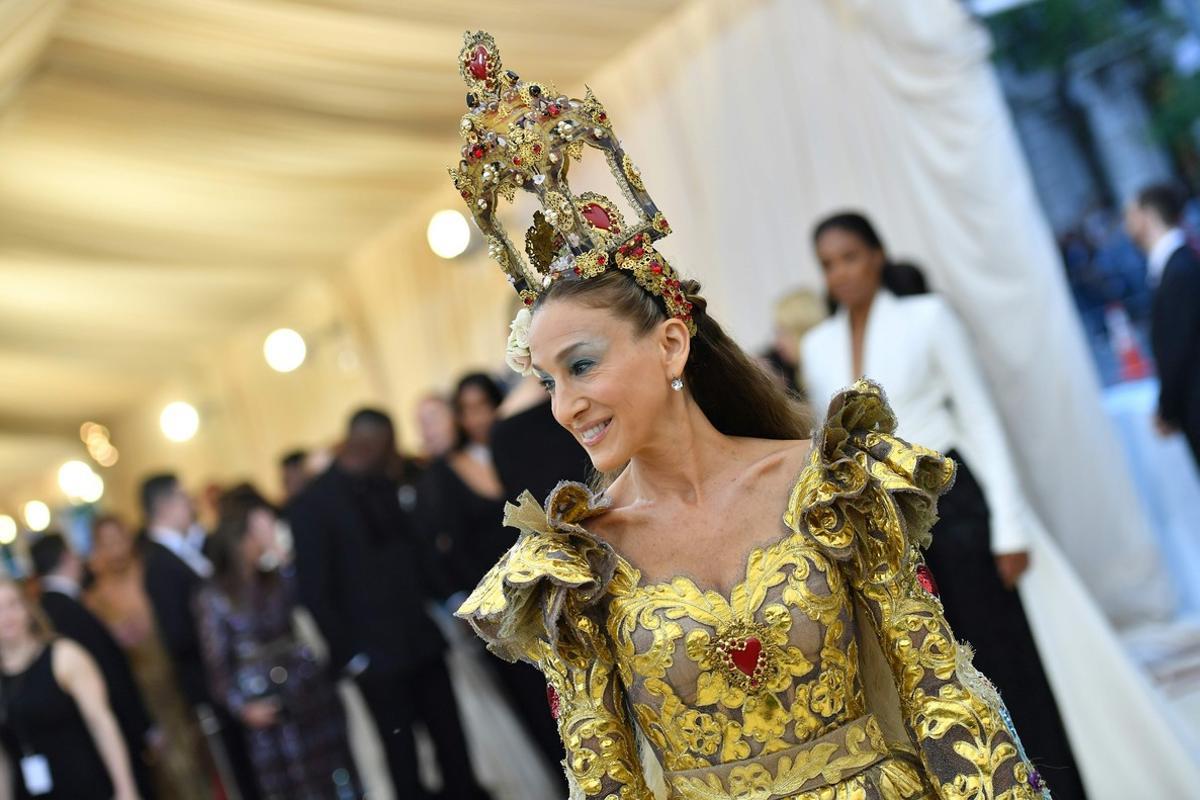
[530,269,810,479]
[454,31,1051,800]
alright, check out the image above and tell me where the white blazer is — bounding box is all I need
[801,290,1034,554]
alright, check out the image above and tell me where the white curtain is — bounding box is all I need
[571,0,1175,628]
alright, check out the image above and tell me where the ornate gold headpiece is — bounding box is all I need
[449,31,695,334]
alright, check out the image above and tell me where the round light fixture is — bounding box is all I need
[263,328,307,373]
[160,401,200,442]
[426,209,471,259]
[58,460,94,499]
[23,501,50,533]
[0,515,15,545]
[79,472,105,504]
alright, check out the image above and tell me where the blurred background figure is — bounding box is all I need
[759,288,828,399]
[803,211,1086,797]
[30,532,157,800]
[279,449,312,507]
[287,408,490,800]
[1124,184,1200,468]
[87,515,211,800]
[139,473,260,799]
[0,578,141,800]
[419,374,507,592]
[415,373,564,791]
[415,393,459,462]
[198,483,360,800]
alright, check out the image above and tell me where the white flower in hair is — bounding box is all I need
[505,307,534,376]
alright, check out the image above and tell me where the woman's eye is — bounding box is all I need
[570,359,594,376]
[540,378,555,393]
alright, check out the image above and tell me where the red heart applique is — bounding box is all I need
[729,637,762,676]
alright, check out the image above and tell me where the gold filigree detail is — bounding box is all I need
[457,382,1045,800]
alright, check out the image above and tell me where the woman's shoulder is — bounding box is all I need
[455,481,620,665]
[784,379,956,562]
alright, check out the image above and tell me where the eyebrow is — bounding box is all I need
[532,340,595,374]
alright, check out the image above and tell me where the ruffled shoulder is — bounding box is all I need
[783,379,955,572]
[455,481,619,664]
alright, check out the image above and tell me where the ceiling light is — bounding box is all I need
[160,401,200,442]
[0,516,15,545]
[23,501,50,533]
[263,328,307,373]
[79,472,104,504]
[426,209,471,259]
[58,460,95,499]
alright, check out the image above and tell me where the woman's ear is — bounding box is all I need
[659,318,692,380]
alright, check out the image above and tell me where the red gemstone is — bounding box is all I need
[580,203,613,230]
[916,564,939,596]
[513,157,522,166]
[631,247,644,258]
[546,683,561,719]
[547,103,560,117]
[468,44,489,80]
[523,296,534,306]
[659,218,670,229]
[729,637,762,677]
[596,255,606,265]
[459,190,470,199]
[598,112,607,122]
[470,146,484,159]
[650,263,662,274]
[532,143,542,154]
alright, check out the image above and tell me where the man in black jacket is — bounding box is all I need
[32,532,157,800]
[139,473,260,800]
[288,408,489,799]
[1127,184,1200,468]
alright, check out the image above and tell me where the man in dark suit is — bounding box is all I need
[287,408,490,799]
[1126,184,1200,468]
[139,473,260,800]
[31,532,157,800]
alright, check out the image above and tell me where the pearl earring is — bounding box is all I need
[671,377,684,392]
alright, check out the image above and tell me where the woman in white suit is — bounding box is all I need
[802,212,1087,799]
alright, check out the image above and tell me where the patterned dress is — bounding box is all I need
[458,380,1050,800]
[195,567,360,800]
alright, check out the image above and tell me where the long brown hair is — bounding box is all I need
[535,270,812,483]
[209,484,279,604]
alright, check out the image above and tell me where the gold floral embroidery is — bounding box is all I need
[456,380,1045,800]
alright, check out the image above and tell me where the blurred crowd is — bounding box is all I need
[0,187,1194,800]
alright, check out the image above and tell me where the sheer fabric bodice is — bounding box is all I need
[458,381,1049,800]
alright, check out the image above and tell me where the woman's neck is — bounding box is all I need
[0,636,41,672]
[619,396,733,505]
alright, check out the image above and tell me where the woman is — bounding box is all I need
[802,212,1084,797]
[86,515,210,800]
[419,373,510,591]
[196,484,360,800]
[0,578,140,799]
[450,33,1048,797]
[458,255,1052,798]
[416,373,566,788]
[415,393,459,463]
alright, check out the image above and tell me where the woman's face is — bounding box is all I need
[529,299,684,472]
[456,384,498,446]
[416,398,456,458]
[239,507,278,566]
[91,520,133,575]
[0,583,31,644]
[815,227,885,311]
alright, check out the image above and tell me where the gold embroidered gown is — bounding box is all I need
[458,381,1049,800]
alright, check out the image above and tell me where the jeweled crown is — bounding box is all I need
[449,31,695,333]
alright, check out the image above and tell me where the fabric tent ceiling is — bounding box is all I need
[0,0,689,488]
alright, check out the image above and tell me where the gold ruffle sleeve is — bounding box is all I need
[457,483,654,800]
[785,380,1046,800]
